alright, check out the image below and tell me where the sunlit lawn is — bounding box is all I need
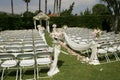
[1,53,120,80]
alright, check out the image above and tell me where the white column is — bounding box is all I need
[47,20,50,32]
[34,20,36,30]
[39,19,42,26]
[52,24,57,33]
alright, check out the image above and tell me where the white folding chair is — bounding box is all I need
[17,53,36,80]
[97,43,111,63]
[35,44,49,51]
[36,51,52,79]
[108,42,120,61]
[0,53,18,80]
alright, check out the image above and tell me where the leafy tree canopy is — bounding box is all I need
[92,4,111,15]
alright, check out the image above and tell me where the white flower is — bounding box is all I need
[51,30,63,40]
[92,29,102,38]
[62,25,68,29]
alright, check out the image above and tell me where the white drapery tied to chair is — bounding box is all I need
[47,42,61,76]
[63,32,100,65]
[89,41,100,65]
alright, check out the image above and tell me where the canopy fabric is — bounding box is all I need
[63,32,91,51]
[63,32,100,65]
[33,12,50,20]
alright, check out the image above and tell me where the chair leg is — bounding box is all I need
[16,69,18,80]
[105,54,110,63]
[20,68,22,80]
[113,52,120,61]
[1,68,5,80]
[34,67,36,80]
[37,67,39,78]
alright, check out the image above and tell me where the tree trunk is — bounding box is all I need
[53,0,56,14]
[45,0,47,14]
[26,2,28,12]
[58,0,61,16]
[56,0,58,15]
[114,16,119,34]
[11,0,14,15]
[39,0,41,12]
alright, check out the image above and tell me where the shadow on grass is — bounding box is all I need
[58,60,64,68]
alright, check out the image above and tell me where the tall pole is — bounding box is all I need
[39,0,41,12]
[45,0,47,14]
[53,0,56,14]
[11,0,14,15]
[58,0,61,16]
[56,0,58,15]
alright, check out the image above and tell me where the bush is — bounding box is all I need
[0,15,119,31]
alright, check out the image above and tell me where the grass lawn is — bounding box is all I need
[0,32,120,80]
[2,53,120,80]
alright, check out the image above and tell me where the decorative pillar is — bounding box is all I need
[52,24,57,33]
[46,20,50,32]
[39,19,42,26]
[34,20,36,30]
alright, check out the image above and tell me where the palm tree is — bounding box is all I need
[53,0,59,15]
[11,0,14,15]
[56,0,59,14]
[53,0,56,14]
[101,0,120,33]
[39,0,41,12]
[45,0,47,14]
[23,0,31,12]
[58,0,61,16]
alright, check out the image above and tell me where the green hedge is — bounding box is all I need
[0,15,119,31]
[50,15,114,29]
[0,17,34,31]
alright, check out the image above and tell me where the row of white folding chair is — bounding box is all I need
[0,51,52,80]
[17,51,52,80]
[97,41,120,63]
[0,41,49,54]
[0,53,18,80]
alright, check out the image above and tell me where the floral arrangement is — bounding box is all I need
[51,29,63,40]
[92,29,102,38]
[62,25,68,29]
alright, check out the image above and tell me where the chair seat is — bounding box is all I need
[1,60,17,67]
[37,58,51,65]
[108,47,117,52]
[98,49,107,54]
[118,46,120,51]
[20,59,34,67]
[79,42,87,45]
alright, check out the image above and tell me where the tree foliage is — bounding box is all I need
[23,11,34,17]
[101,0,120,33]
[84,8,91,15]
[101,0,120,15]
[61,2,75,16]
[92,4,111,15]
[23,0,31,12]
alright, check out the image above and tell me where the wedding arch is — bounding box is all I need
[33,12,50,32]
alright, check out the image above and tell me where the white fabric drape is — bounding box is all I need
[47,43,61,76]
[63,32,100,65]
[63,32,91,51]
